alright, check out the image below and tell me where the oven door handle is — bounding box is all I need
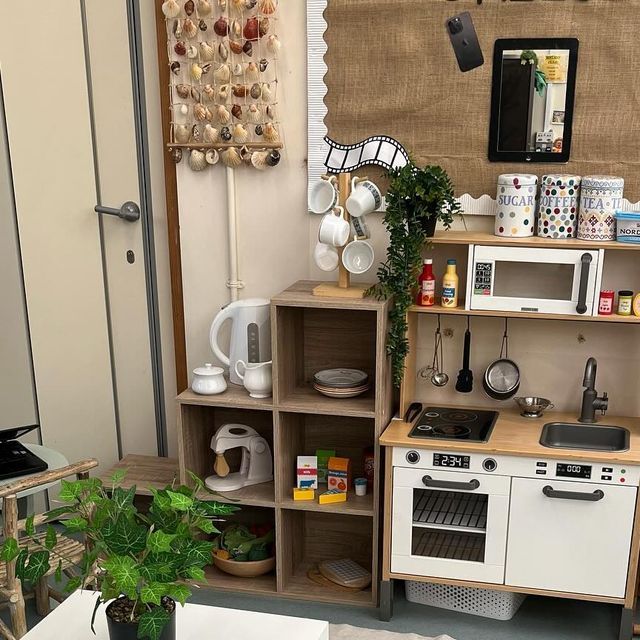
[575,253,593,315]
[422,475,480,491]
[543,485,604,502]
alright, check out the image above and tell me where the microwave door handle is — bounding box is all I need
[543,485,604,502]
[575,253,593,315]
[422,476,480,491]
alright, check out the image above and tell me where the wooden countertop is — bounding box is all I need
[379,406,640,465]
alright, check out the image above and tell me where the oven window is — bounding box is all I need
[411,489,488,563]
[493,261,574,300]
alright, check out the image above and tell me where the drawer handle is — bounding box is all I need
[422,476,480,491]
[542,485,604,502]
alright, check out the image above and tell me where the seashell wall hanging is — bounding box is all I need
[164,0,283,171]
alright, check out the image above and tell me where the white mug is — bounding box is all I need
[318,206,350,248]
[342,236,375,274]
[235,360,272,398]
[313,241,339,272]
[346,178,382,218]
[308,176,338,214]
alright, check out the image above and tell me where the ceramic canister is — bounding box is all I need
[495,174,538,238]
[577,175,624,241]
[537,174,581,239]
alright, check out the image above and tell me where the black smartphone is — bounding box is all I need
[446,12,484,72]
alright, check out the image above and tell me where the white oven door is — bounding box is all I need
[391,467,511,583]
[469,246,602,315]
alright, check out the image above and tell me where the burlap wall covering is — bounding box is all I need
[323,0,640,201]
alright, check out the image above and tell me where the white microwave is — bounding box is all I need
[465,245,604,316]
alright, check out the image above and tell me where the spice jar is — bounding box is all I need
[598,290,615,316]
[617,290,634,316]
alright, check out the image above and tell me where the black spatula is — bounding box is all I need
[456,321,473,393]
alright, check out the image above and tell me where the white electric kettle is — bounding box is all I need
[209,298,271,385]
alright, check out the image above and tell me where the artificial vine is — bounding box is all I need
[368,163,461,387]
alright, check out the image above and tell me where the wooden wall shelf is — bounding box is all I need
[429,230,639,251]
[171,281,393,607]
[409,303,640,324]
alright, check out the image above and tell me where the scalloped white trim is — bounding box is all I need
[307,0,329,199]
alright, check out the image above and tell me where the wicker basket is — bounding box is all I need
[405,581,526,621]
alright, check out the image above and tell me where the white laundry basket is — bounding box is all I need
[405,581,526,621]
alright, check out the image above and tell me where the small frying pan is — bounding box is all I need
[483,319,520,401]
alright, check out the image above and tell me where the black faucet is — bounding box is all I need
[578,357,608,423]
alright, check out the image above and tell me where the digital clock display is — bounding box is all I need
[433,453,470,469]
[556,463,592,479]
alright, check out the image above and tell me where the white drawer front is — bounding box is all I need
[505,478,637,598]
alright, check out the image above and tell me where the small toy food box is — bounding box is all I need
[327,457,350,493]
[616,211,640,244]
[297,456,318,489]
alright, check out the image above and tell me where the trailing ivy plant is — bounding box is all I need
[368,162,461,387]
[0,470,238,640]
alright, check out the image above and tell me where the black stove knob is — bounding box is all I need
[482,458,497,472]
[406,450,420,465]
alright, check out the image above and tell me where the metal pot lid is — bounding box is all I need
[313,368,369,388]
[193,363,224,376]
[485,359,520,393]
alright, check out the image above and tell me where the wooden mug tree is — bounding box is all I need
[313,173,370,299]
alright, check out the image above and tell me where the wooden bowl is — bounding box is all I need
[212,555,276,578]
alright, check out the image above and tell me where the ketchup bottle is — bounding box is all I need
[417,259,436,307]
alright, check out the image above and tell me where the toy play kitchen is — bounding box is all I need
[381,357,640,640]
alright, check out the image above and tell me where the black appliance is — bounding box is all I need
[0,426,48,481]
[408,407,499,443]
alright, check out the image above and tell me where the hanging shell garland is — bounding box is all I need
[251,150,269,171]
[233,123,249,143]
[191,124,202,142]
[214,64,231,84]
[214,16,229,37]
[187,45,199,59]
[245,0,257,8]
[246,104,261,123]
[185,0,195,15]
[266,149,281,166]
[206,149,220,165]
[217,85,230,102]
[242,41,253,56]
[232,62,243,77]
[202,84,215,102]
[171,147,183,163]
[244,17,259,41]
[259,18,270,38]
[199,19,208,31]
[200,42,215,62]
[177,104,189,116]
[231,104,243,120]
[258,0,277,15]
[189,149,208,171]
[246,62,259,81]
[173,19,183,38]
[194,103,208,121]
[261,83,273,102]
[254,124,263,136]
[170,61,181,75]
[231,19,242,38]
[162,0,181,18]
[191,63,203,81]
[259,58,268,72]
[184,18,198,39]
[263,122,279,143]
[204,124,220,142]
[232,84,248,98]
[249,83,261,100]
[174,124,190,143]
[229,40,243,55]
[176,84,190,99]
[191,87,201,101]
[266,35,281,55]
[216,105,231,124]
[197,0,213,16]
[221,147,242,168]
[220,126,232,141]
[174,41,187,56]
[266,104,276,120]
[218,42,229,62]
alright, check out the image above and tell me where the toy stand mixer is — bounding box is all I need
[205,424,273,492]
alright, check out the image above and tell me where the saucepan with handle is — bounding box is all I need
[483,318,520,401]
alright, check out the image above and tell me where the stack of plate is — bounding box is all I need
[313,369,370,399]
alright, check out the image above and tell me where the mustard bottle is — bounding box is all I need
[442,259,459,308]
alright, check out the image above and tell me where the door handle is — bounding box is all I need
[542,485,604,502]
[94,201,140,222]
[575,252,593,315]
[422,475,480,491]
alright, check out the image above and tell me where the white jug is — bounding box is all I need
[235,360,272,398]
[209,298,271,385]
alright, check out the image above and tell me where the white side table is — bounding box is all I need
[23,591,330,640]
[0,444,69,515]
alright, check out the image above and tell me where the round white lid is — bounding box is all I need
[193,363,224,376]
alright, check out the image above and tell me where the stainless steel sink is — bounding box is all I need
[540,422,630,452]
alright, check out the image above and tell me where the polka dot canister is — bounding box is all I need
[495,174,538,238]
[577,175,624,241]
[538,174,581,239]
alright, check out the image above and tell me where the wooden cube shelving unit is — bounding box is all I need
[176,281,393,606]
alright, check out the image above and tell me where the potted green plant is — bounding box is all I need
[368,163,461,386]
[0,470,238,640]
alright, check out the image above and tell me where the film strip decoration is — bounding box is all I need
[323,135,410,174]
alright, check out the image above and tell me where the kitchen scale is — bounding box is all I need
[0,426,48,481]
[407,407,499,443]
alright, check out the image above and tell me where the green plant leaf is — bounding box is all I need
[184,566,205,581]
[103,517,147,556]
[192,516,216,534]
[64,576,82,594]
[58,479,83,503]
[141,582,166,606]
[54,560,63,583]
[103,555,140,597]
[44,506,77,522]
[147,530,177,554]
[182,539,214,568]
[15,548,28,577]
[44,525,57,550]
[110,468,127,486]
[186,470,204,494]
[197,501,239,516]
[137,607,171,640]
[0,538,19,562]
[22,550,50,583]
[150,488,172,511]
[25,515,35,537]
[140,558,177,583]
[112,486,137,512]
[166,491,193,512]
[64,517,88,533]
[166,583,190,606]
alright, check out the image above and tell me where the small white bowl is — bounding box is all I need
[342,239,374,274]
[314,241,339,272]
